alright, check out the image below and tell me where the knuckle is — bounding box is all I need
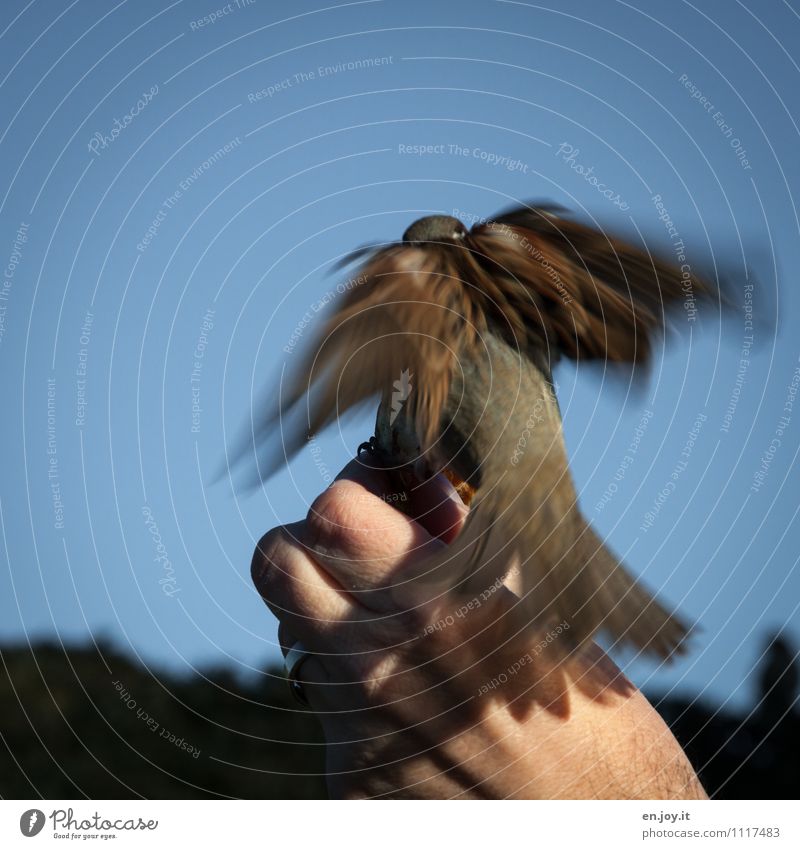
[250,524,318,622]
[250,526,290,597]
[305,481,367,553]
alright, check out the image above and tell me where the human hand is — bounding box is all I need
[251,459,707,799]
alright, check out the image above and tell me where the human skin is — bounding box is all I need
[251,459,708,800]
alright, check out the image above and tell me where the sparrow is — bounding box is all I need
[243,202,723,659]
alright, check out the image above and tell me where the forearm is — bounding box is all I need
[322,644,708,800]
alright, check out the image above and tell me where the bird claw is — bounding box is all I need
[357,436,378,457]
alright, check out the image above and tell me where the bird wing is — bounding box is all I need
[468,201,717,363]
[235,245,476,485]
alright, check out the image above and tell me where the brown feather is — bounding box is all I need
[237,202,725,658]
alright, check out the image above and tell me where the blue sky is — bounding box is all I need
[1,0,798,711]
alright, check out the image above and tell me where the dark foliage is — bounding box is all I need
[0,641,326,799]
[1,635,796,799]
[652,634,799,799]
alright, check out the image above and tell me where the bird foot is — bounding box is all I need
[357,436,378,456]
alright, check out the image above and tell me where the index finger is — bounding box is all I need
[300,459,467,611]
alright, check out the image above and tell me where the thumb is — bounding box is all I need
[403,471,469,544]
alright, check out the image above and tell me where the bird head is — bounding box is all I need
[402,215,468,245]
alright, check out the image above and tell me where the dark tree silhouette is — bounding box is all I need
[652,632,799,799]
[1,634,796,798]
[0,641,326,799]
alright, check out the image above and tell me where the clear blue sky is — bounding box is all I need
[1,0,798,711]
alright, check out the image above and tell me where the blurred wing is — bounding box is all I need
[397,330,690,658]
[469,201,720,363]
[239,245,477,484]
[328,240,391,274]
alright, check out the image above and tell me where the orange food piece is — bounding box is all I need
[442,467,476,507]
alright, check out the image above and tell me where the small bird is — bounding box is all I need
[245,202,724,658]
